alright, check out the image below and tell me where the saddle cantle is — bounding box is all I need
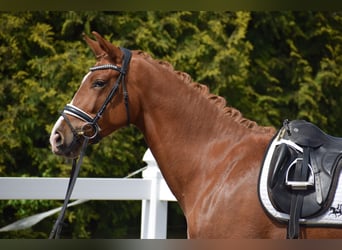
[258,119,342,238]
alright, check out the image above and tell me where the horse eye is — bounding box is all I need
[93,80,106,88]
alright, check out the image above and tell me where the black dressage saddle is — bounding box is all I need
[267,119,342,238]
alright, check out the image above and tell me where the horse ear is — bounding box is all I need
[82,32,104,58]
[91,31,122,63]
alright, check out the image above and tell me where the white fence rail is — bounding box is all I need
[0,149,177,239]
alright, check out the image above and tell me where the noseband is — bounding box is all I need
[62,47,132,143]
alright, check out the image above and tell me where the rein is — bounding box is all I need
[49,47,132,239]
[49,138,88,239]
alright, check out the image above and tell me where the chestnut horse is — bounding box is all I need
[49,32,342,238]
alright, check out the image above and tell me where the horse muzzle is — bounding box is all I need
[50,128,83,159]
[50,104,103,158]
[49,120,87,159]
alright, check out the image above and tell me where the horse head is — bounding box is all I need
[50,32,135,158]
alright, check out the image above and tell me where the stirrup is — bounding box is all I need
[285,158,314,190]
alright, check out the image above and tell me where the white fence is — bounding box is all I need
[0,149,178,239]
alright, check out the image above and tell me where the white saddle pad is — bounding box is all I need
[258,132,342,225]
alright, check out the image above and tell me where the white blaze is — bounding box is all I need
[49,71,92,150]
[49,116,64,151]
[70,71,92,105]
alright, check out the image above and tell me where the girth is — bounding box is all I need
[264,119,342,238]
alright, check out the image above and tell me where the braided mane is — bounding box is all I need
[135,50,274,134]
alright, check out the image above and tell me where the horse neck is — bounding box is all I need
[131,57,271,214]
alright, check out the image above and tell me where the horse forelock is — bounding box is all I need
[134,50,275,134]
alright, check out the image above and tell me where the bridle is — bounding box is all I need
[62,47,132,143]
[49,47,132,239]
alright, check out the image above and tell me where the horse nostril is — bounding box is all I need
[54,132,64,148]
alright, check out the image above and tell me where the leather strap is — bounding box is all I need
[49,138,89,239]
[287,147,310,239]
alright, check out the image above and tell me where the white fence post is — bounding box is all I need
[140,149,168,239]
